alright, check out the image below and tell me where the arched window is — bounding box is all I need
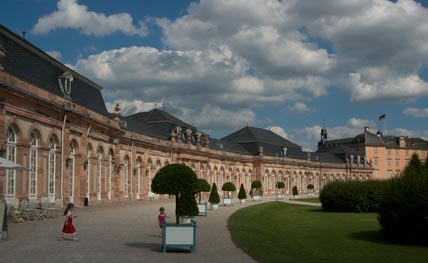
[107,150,113,199]
[48,137,57,201]
[136,158,141,199]
[96,148,103,200]
[123,156,129,197]
[146,160,152,194]
[264,171,269,193]
[29,132,38,199]
[85,146,91,198]
[6,127,17,198]
[68,143,75,201]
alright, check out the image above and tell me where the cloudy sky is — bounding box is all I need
[3,0,428,151]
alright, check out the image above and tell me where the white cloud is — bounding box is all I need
[32,0,146,37]
[266,126,292,140]
[403,107,428,118]
[348,68,428,102]
[46,50,62,60]
[289,102,310,113]
[105,99,162,116]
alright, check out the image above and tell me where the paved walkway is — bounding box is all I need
[0,196,319,263]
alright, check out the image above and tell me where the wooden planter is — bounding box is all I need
[197,202,208,216]
[162,220,197,253]
[252,195,262,202]
[223,197,234,206]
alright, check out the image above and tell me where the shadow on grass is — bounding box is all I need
[350,230,386,244]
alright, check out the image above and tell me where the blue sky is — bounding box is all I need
[2,0,428,151]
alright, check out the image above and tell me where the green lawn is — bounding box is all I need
[294,197,320,203]
[228,202,428,263]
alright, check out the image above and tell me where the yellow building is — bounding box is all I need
[317,127,428,180]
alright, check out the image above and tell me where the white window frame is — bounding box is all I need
[29,133,38,200]
[48,137,56,202]
[6,127,17,199]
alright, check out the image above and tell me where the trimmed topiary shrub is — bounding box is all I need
[238,183,247,200]
[378,153,428,245]
[222,182,236,198]
[307,184,314,190]
[208,183,220,204]
[251,180,262,189]
[276,182,285,192]
[292,185,299,196]
[197,178,211,204]
[319,180,385,213]
[177,191,199,217]
[151,164,198,224]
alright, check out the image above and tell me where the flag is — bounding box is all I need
[379,114,386,121]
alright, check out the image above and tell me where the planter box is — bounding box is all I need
[180,216,195,224]
[239,199,246,204]
[162,220,196,253]
[223,198,234,206]
[197,202,208,216]
[211,203,219,210]
[252,195,262,202]
[276,194,285,200]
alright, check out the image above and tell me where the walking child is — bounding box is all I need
[158,207,170,235]
[59,203,78,241]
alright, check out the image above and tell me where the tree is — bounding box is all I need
[197,178,211,204]
[251,180,262,190]
[307,184,314,191]
[238,183,247,200]
[151,164,198,224]
[222,182,236,198]
[292,186,299,197]
[208,183,220,204]
[177,191,199,217]
[276,182,285,193]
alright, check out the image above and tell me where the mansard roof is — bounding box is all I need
[0,24,110,117]
[221,126,301,156]
[123,109,197,140]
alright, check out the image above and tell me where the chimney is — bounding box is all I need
[364,126,369,133]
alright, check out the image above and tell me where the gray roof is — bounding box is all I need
[123,109,197,140]
[221,126,301,156]
[0,24,110,117]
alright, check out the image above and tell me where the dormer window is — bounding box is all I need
[58,71,74,96]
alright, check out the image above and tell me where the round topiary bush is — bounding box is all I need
[251,180,262,189]
[238,183,247,200]
[222,182,236,198]
[197,178,211,204]
[378,154,428,245]
[276,182,285,192]
[307,184,314,190]
[208,182,220,204]
[177,191,199,217]
[151,163,198,224]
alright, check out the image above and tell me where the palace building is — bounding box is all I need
[0,24,378,206]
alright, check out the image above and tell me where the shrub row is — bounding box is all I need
[377,154,428,245]
[319,180,385,213]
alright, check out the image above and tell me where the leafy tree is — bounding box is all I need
[307,184,314,192]
[222,182,236,198]
[276,182,285,193]
[151,164,198,224]
[251,180,262,190]
[208,183,220,204]
[378,153,428,245]
[292,186,299,196]
[238,183,247,200]
[177,191,199,217]
[197,178,211,204]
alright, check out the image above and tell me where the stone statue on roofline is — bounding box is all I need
[113,103,121,121]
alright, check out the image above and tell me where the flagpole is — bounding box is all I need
[384,117,387,136]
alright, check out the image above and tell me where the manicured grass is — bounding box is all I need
[294,197,320,203]
[228,202,428,263]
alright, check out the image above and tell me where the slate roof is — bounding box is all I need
[123,109,197,140]
[0,24,110,117]
[221,126,301,156]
